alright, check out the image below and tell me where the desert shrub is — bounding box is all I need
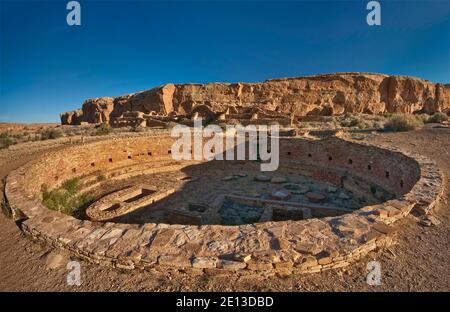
[13,133,24,139]
[427,112,448,123]
[1,177,12,218]
[1,199,12,218]
[350,118,362,128]
[96,173,107,182]
[373,121,385,129]
[40,128,63,140]
[415,113,430,123]
[42,178,93,219]
[330,117,341,129]
[61,177,81,194]
[0,132,13,149]
[95,122,112,136]
[68,129,83,136]
[357,120,371,129]
[42,189,71,212]
[383,114,423,132]
[25,135,33,142]
[320,116,333,122]
[296,122,307,129]
[340,116,365,128]
[43,190,93,219]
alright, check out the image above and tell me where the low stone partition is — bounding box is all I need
[224,194,353,219]
[86,186,176,222]
[4,134,444,275]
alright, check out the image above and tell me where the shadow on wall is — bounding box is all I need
[83,139,414,226]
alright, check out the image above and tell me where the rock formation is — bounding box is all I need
[60,73,450,125]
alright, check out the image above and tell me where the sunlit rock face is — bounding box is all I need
[60,73,450,125]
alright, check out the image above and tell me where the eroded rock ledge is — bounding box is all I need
[61,73,450,126]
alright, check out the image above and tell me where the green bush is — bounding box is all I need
[40,128,63,140]
[95,123,112,136]
[42,178,93,219]
[1,199,12,218]
[350,118,362,127]
[0,132,13,149]
[42,189,71,212]
[96,173,107,182]
[383,114,423,132]
[1,177,12,218]
[427,112,448,124]
[415,113,430,123]
[61,177,81,194]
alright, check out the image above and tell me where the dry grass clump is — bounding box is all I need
[94,122,112,136]
[383,114,423,132]
[332,113,387,130]
[40,128,63,140]
[339,116,365,128]
[0,133,13,149]
[414,113,431,123]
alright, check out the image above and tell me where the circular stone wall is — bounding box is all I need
[5,134,443,274]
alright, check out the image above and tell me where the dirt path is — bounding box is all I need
[0,126,449,291]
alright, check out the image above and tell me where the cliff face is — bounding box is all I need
[60,73,450,125]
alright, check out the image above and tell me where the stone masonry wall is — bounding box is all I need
[5,135,443,275]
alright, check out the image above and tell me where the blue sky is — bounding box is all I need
[1,0,450,123]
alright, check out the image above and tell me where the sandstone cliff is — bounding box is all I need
[60,73,450,125]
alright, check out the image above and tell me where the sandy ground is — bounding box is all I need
[0,126,449,291]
